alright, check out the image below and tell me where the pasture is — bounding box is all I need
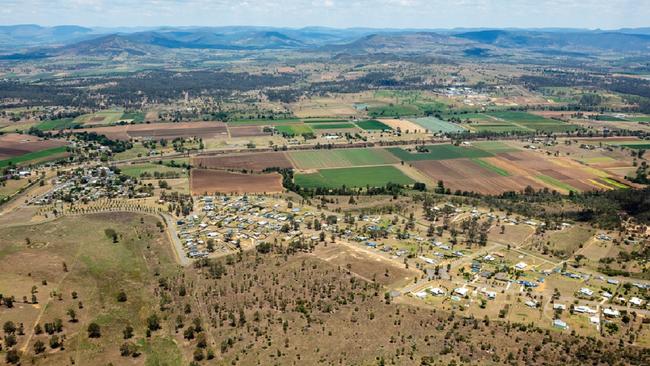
[0,213,182,365]
[310,123,357,130]
[118,163,187,179]
[287,148,398,169]
[387,144,493,161]
[294,165,414,189]
[274,124,314,136]
[0,146,68,168]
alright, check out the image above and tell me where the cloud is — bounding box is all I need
[0,0,648,29]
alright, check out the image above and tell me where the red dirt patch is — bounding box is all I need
[190,169,283,195]
[193,152,293,172]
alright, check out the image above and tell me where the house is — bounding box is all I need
[481,288,496,299]
[413,291,428,299]
[454,287,469,297]
[483,254,495,262]
[603,308,620,318]
[630,297,644,307]
[553,303,566,310]
[553,319,568,330]
[574,305,596,314]
[579,288,594,297]
[515,262,527,270]
[428,287,445,296]
[525,300,538,308]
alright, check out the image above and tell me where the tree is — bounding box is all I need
[33,340,46,354]
[116,290,127,302]
[120,342,139,357]
[67,308,77,322]
[147,314,161,331]
[3,320,16,334]
[5,349,19,364]
[123,325,134,339]
[87,323,101,338]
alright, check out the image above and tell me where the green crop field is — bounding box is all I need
[74,110,126,125]
[288,148,398,169]
[120,111,145,123]
[409,117,465,133]
[275,124,314,136]
[536,174,579,193]
[302,118,348,124]
[367,104,420,118]
[35,118,81,131]
[485,111,580,133]
[294,165,414,189]
[471,124,532,133]
[0,146,68,168]
[600,177,629,189]
[471,158,510,176]
[355,120,392,131]
[472,141,520,153]
[119,163,187,178]
[619,143,650,149]
[387,144,493,161]
[310,123,357,130]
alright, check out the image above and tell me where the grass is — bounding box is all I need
[310,123,357,130]
[119,163,186,178]
[367,104,420,118]
[354,120,392,131]
[620,143,650,149]
[0,146,68,168]
[302,118,348,124]
[471,158,510,176]
[35,118,81,131]
[409,117,465,133]
[143,337,184,366]
[472,141,519,154]
[485,111,579,133]
[288,148,398,169]
[294,165,414,189]
[536,174,579,193]
[387,144,493,161]
[275,124,314,136]
[120,111,145,123]
[113,143,150,160]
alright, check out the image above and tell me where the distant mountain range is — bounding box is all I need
[1,24,650,59]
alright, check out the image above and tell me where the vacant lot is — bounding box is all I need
[288,148,398,169]
[193,152,293,171]
[190,169,283,194]
[294,165,414,189]
[228,125,271,137]
[119,163,187,179]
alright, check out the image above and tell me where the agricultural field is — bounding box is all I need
[387,144,494,161]
[73,110,127,126]
[192,151,293,172]
[118,163,187,179]
[354,119,392,131]
[75,122,228,140]
[190,169,283,194]
[294,165,414,189]
[228,125,270,137]
[409,117,466,133]
[288,148,398,169]
[447,111,579,133]
[34,118,81,131]
[376,118,425,133]
[274,124,314,136]
[309,122,357,130]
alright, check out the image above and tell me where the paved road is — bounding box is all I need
[159,212,191,267]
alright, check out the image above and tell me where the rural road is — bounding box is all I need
[159,212,191,267]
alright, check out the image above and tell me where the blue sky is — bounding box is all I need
[1,0,649,29]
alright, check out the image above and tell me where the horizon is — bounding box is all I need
[1,1,649,30]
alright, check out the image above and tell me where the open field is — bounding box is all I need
[409,117,466,133]
[294,165,414,189]
[73,110,126,126]
[227,125,270,137]
[354,119,392,131]
[192,151,293,171]
[34,118,80,131]
[74,122,228,140]
[119,163,187,179]
[387,144,494,161]
[0,146,68,168]
[376,118,424,132]
[274,124,314,136]
[309,122,357,130]
[0,134,67,160]
[0,213,182,365]
[288,148,398,169]
[190,169,283,194]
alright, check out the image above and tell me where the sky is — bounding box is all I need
[1,0,649,29]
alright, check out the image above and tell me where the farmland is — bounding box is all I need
[190,169,283,194]
[354,119,392,131]
[387,144,494,161]
[0,146,68,168]
[409,117,466,133]
[288,148,398,169]
[294,165,414,188]
[192,151,293,171]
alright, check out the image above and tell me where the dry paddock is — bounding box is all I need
[190,169,284,195]
[192,151,294,172]
[72,122,229,141]
[0,134,67,159]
